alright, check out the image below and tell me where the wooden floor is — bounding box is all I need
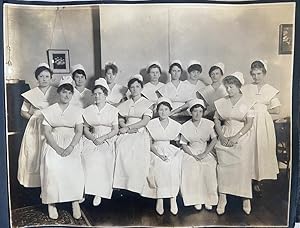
[10,171,289,227]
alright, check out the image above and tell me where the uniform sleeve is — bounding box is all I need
[269,97,281,109]
[21,99,31,112]
[75,114,84,125]
[112,110,119,126]
[246,108,255,118]
[143,108,153,118]
[180,134,188,145]
[210,126,217,139]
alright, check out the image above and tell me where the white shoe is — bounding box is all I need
[205,204,212,210]
[216,194,227,215]
[93,196,102,206]
[156,199,164,215]
[170,197,178,215]
[243,199,251,215]
[72,201,81,219]
[194,204,202,211]
[48,204,58,220]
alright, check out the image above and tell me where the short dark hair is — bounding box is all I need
[57,83,74,94]
[105,63,118,75]
[188,64,202,74]
[92,84,109,96]
[223,76,242,89]
[72,69,86,80]
[190,104,206,113]
[209,66,223,76]
[250,60,267,74]
[156,101,172,112]
[128,78,143,89]
[147,64,162,74]
[34,66,52,80]
[169,63,183,74]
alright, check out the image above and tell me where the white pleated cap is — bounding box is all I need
[170,60,182,67]
[147,61,162,72]
[58,76,73,87]
[129,74,143,82]
[37,62,51,70]
[94,78,110,92]
[188,98,206,109]
[157,97,173,109]
[225,72,245,85]
[258,60,268,71]
[71,64,86,75]
[212,62,225,74]
[187,60,201,69]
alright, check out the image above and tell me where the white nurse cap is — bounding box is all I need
[94,78,110,92]
[225,72,245,85]
[129,74,143,82]
[157,97,173,109]
[188,98,206,110]
[187,60,201,69]
[37,62,51,70]
[71,64,86,75]
[258,60,268,71]
[170,60,182,67]
[147,61,162,72]
[58,76,73,87]
[212,62,225,74]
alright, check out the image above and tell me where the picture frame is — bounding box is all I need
[47,49,70,74]
[279,24,293,55]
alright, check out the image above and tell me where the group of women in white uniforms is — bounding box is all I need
[17,59,281,220]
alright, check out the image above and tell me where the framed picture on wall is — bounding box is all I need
[279,24,293,55]
[47,49,70,73]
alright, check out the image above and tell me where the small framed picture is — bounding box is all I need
[47,49,70,73]
[279,24,293,55]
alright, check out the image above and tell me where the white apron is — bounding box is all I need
[106,84,127,106]
[17,86,58,187]
[141,118,182,198]
[214,96,255,198]
[70,88,94,108]
[40,103,84,204]
[113,97,153,194]
[242,84,280,180]
[81,103,119,198]
[180,118,218,206]
[141,82,165,103]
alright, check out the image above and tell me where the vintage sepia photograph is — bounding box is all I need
[4,2,296,227]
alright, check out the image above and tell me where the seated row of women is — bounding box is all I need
[17,59,281,220]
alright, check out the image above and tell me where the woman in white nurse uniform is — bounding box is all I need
[70,64,94,108]
[214,72,255,215]
[81,78,119,206]
[157,60,194,111]
[170,60,211,116]
[113,74,153,194]
[197,63,227,120]
[141,61,165,103]
[180,99,218,211]
[18,63,58,188]
[41,76,84,220]
[104,62,128,106]
[242,60,280,194]
[141,97,182,215]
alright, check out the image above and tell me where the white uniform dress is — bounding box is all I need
[141,82,165,102]
[141,117,182,198]
[242,84,280,180]
[81,103,119,199]
[17,86,58,187]
[198,84,227,117]
[157,81,196,110]
[40,103,84,204]
[180,118,218,206]
[214,96,255,198]
[113,97,153,193]
[107,83,127,106]
[70,88,94,108]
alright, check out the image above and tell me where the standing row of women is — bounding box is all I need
[17,59,281,220]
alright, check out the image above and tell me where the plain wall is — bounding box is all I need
[5,5,97,88]
[100,3,295,118]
